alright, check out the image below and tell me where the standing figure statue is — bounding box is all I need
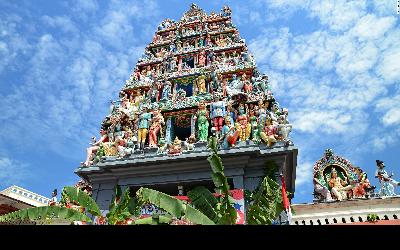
[49,189,58,206]
[210,94,226,137]
[198,49,206,67]
[241,73,252,94]
[194,101,209,142]
[375,160,400,197]
[137,106,152,150]
[328,168,353,201]
[196,75,207,94]
[161,81,172,101]
[235,103,251,141]
[220,116,239,149]
[148,108,165,148]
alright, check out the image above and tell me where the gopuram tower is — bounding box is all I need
[75,4,298,214]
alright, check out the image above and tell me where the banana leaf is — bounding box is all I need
[187,186,218,222]
[134,215,172,225]
[137,187,185,218]
[0,206,91,223]
[137,187,215,225]
[62,186,101,217]
[184,204,215,225]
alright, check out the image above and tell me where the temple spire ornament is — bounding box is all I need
[80,4,293,166]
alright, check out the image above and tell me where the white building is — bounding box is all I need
[291,196,400,225]
[0,185,50,215]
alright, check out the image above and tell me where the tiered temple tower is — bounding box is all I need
[75,4,298,213]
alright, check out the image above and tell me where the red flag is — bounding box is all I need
[281,175,292,224]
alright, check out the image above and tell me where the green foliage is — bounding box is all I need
[187,186,218,222]
[0,206,91,224]
[107,186,142,225]
[204,136,237,225]
[61,186,101,217]
[134,214,173,225]
[136,187,215,225]
[367,213,378,222]
[246,176,284,225]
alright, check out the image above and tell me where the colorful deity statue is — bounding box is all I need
[375,160,400,197]
[352,167,375,198]
[184,134,196,151]
[196,74,207,94]
[198,49,206,67]
[313,172,333,202]
[194,101,209,142]
[221,77,228,97]
[82,128,109,166]
[241,73,252,94]
[259,118,277,147]
[258,100,268,126]
[227,74,245,99]
[148,108,165,148]
[210,94,226,136]
[328,168,353,201]
[169,57,177,72]
[277,115,292,145]
[235,103,251,141]
[161,81,172,101]
[226,102,237,125]
[137,106,152,150]
[220,116,239,149]
[168,136,182,156]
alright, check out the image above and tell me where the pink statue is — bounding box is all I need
[148,109,165,148]
[198,50,206,67]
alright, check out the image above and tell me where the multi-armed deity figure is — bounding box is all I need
[328,168,353,201]
[375,160,400,197]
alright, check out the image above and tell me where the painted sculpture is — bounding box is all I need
[81,4,293,166]
[375,160,400,197]
[313,149,377,202]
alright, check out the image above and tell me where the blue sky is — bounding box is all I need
[0,0,399,204]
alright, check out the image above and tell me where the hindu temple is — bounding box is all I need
[75,4,298,216]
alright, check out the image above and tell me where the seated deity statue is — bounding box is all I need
[328,168,353,201]
[352,167,375,198]
[82,129,109,166]
[168,136,182,156]
[226,74,245,98]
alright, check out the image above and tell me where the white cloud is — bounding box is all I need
[42,15,78,34]
[295,161,313,187]
[0,157,31,188]
[0,0,162,162]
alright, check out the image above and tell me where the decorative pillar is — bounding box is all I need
[191,114,196,136]
[166,117,172,144]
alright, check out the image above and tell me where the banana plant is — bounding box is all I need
[135,187,215,225]
[185,136,237,225]
[245,161,289,225]
[106,185,141,225]
[0,186,101,224]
